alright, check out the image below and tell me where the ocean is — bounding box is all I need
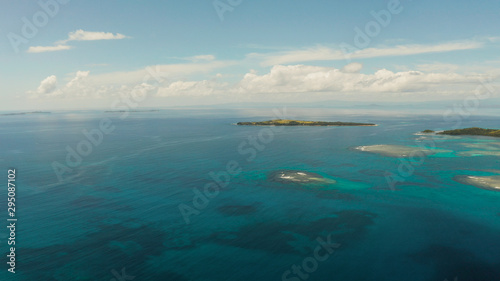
[0,109,499,281]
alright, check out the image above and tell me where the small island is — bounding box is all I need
[105,110,159,113]
[431,127,500,138]
[0,111,51,116]
[421,129,435,133]
[269,170,336,184]
[237,119,376,126]
[455,175,500,192]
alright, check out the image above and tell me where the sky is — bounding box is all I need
[1,0,500,110]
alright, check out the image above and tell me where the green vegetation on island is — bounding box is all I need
[421,129,435,133]
[435,127,500,138]
[237,119,376,126]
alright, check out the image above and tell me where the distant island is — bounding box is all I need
[0,111,51,116]
[423,127,500,138]
[105,110,160,113]
[237,119,376,126]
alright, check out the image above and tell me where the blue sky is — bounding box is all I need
[1,0,500,110]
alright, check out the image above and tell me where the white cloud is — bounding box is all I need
[27,29,128,53]
[342,62,363,73]
[157,80,221,97]
[59,29,128,43]
[64,71,91,96]
[28,62,497,102]
[350,41,482,59]
[30,75,58,96]
[27,63,229,99]
[416,63,460,73]
[234,64,482,94]
[27,45,73,53]
[29,71,98,98]
[253,41,484,66]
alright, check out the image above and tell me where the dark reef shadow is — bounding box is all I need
[409,244,500,281]
[14,221,189,280]
[208,210,376,255]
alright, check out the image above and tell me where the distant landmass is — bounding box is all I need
[105,110,160,113]
[237,119,376,126]
[424,127,500,138]
[0,111,51,116]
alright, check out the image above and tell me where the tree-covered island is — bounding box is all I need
[237,119,376,126]
[430,127,500,138]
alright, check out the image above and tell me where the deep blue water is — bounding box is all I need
[0,110,499,281]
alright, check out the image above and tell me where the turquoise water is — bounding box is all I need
[0,110,499,281]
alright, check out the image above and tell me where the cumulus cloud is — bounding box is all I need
[235,64,480,94]
[416,63,460,73]
[30,75,58,96]
[342,62,363,73]
[28,63,495,102]
[30,71,160,100]
[64,71,92,97]
[29,71,97,98]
